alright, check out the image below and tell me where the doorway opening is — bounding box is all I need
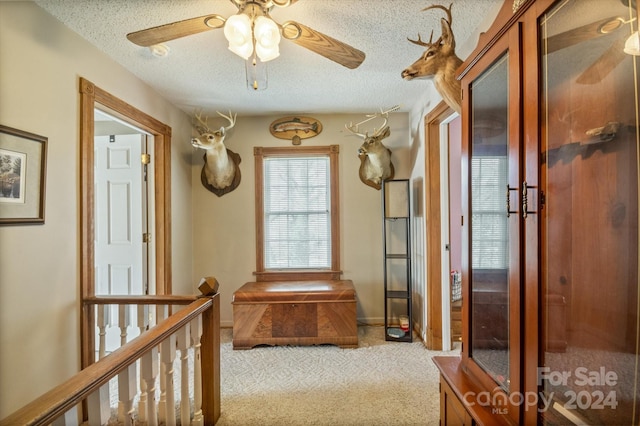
[424,101,460,351]
[79,77,172,368]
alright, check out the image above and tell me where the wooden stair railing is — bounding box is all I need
[0,294,220,426]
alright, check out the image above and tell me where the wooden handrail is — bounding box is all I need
[84,294,199,305]
[0,295,220,426]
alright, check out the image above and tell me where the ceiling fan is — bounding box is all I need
[126,0,366,70]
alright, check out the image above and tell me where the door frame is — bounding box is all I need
[79,77,172,368]
[424,100,457,350]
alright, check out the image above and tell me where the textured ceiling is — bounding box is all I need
[35,0,503,117]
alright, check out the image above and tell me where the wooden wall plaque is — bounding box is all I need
[269,116,322,145]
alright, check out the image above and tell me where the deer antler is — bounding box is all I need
[407,31,435,47]
[346,107,397,138]
[345,122,367,138]
[345,119,389,138]
[425,3,455,48]
[370,116,389,138]
[216,110,236,133]
[408,3,454,48]
[194,111,212,134]
[422,3,453,27]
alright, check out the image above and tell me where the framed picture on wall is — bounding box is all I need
[0,125,47,224]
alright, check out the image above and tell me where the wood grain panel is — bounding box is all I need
[272,304,317,337]
[232,280,358,349]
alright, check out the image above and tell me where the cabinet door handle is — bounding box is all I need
[506,185,519,217]
[522,181,537,219]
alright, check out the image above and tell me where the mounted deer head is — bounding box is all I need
[191,110,242,197]
[401,3,463,114]
[345,111,395,190]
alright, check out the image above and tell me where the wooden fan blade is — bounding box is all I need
[281,21,365,69]
[545,16,625,54]
[576,37,627,84]
[127,14,225,47]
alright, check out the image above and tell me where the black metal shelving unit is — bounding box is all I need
[382,179,412,342]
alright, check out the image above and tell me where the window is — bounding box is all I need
[254,145,341,281]
[470,155,508,269]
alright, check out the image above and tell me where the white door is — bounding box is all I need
[439,113,461,351]
[94,133,148,351]
[439,121,452,351]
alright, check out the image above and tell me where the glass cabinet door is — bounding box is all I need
[468,49,515,394]
[539,0,639,423]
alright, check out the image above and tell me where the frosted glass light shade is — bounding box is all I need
[254,16,280,62]
[624,31,640,56]
[224,14,253,59]
[228,41,254,60]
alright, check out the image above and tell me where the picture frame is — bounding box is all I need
[0,125,47,224]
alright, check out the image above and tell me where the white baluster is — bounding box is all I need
[137,304,149,333]
[157,306,169,424]
[96,305,109,360]
[141,347,159,426]
[115,305,132,421]
[137,304,149,422]
[161,333,177,426]
[191,315,204,426]
[176,324,192,426]
[149,304,157,327]
[87,382,111,426]
[118,363,137,426]
[118,304,131,346]
[52,405,78,426]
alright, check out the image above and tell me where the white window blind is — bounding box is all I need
[263,156,331,269]
[471,156,508,269]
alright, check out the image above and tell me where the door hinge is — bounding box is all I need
[143,232,151,243]
[141,153,151,164]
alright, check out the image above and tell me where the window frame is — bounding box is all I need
[254,145,341,281]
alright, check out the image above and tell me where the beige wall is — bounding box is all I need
[0,2,194,417]
[191,113,411,326]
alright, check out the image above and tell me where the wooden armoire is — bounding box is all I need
[433,0,640,424]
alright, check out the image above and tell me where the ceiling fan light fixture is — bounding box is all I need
[624,31,640,55]
[148,43,170,58]
[228,40,254,60]
[255,43,280,62]
[224,13,254,59]
[254,16,281,61]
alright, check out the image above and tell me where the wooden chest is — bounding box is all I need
[232,280,358,349]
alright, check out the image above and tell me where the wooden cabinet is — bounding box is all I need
[435,0,640,424]
[440,377,474,426]
[231,280,358,349]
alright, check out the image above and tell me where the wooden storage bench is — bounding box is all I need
[232,280,358,349]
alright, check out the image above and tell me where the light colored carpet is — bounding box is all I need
[217,326,460,426]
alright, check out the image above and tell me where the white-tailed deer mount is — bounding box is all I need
[401,3,463,114]
[345,110,396,190]
[191,111,242,197]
